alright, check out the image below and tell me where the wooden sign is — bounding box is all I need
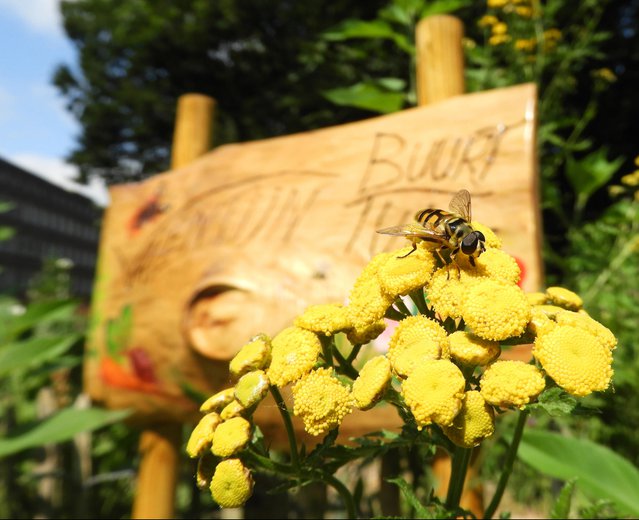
[85,83,540,423]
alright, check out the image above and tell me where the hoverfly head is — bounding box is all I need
[461,231,486,258]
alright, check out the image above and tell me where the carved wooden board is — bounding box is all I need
[85,83,540,423]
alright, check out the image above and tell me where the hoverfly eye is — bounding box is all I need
[461,234,477,254]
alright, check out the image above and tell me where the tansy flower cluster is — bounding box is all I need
[188,220,617,508]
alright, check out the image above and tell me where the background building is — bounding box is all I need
[0,157,102,298]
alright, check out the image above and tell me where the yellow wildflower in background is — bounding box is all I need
[545,286,583,311]
[462,279,531,341]
[515,38,536,52]
[210,459,254,508]
[186,412,222,458]
[402,359,465,428]
[211,416,252,457]
[295,303,350,336]
[480,360,545,408]
[229,334,271,379]
[449,331,501,367]
[492,22,508,35]
[267,326,321,387]
[533,325,613,397]
[388,315,449,377]
[292,368,353,436]
[488,0,509,7]
[352,356,392,410]
[200,387,235,414]
[515,5,533,17]
[377,245,436,298]
[234,370,270,409]
[478,14,499,27]
[442,391,495,448]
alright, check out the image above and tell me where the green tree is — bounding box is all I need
[54,0,399,185]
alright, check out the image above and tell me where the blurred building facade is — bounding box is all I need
[0,157,102,298]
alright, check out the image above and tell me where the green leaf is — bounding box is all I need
[0,407,131,458]
[565,148,624,210]
[421,0,470,18]
[527,387,577,417]
[4,299,77,340]
[517,430,639,516]
[322,82,405,114]
[0,333,82,375]
[550,478,576,519]
[0,226,15,241]
[322,19,413,53]
[0,201,14,213]
[386,476,433,518]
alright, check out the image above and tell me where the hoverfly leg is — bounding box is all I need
[397,242,417,259]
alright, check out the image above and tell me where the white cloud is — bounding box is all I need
[0,0,66,36]
[9,153,110,207]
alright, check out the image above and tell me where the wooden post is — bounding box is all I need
[132,93,216,519]
[415,15,465,106]
[415,14,484,518]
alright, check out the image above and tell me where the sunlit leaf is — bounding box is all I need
[518,430,639,516]
[0,333,82,375]
[4,299,78,340]
[421,0,470,18]
[322,19,413,53]
[550,478,576,519]
[322,82,405,114]
[566,147,624,210]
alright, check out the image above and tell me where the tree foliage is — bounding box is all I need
[54,0,399,184]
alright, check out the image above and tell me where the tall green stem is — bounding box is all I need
[445,446,473,514]
[325,473,357,519]
[269,386,300,471]
[484,409,530,519]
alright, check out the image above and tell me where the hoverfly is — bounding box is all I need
[377,189,486,266]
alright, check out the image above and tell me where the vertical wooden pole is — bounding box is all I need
[414,14,483,518]
[415,15,465,106]
[132,93,216,520]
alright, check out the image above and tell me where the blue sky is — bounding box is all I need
[0,0,108,205]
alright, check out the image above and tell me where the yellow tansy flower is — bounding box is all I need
[266,326,322,387]
[544,28,562,41]
[492,22,508,35]
[515,6,533,17]
[211,416,252,457]
[220,399,245,420]
[295,303,350,336]
[527,306,557,336]
[377,246,436,299]
[387,315,449,377]
[480,360,545,408]
[514,38,536,51]
[489,34,511,46]
[200,387,235,413]
[426,265,478,320]
[478,15,499,27]
[545,286,583,311]
[449,331,500,366]
[526,292,548,306]
[621,171,639,186]
[488,0,509,7]
[472,248,521,285]
[210,458,254,508]
[555,310,617,350]
[229,334,271,379]
[462,279,531,341]
[401,359,465,428]
[292,368,353,436]
[533,325,613,397]
[352,356,392,410]
[442,391,495,448]
[345,318,387,346]
[186,412,222,458]
[471,222,502,249]
[234,370,270,409]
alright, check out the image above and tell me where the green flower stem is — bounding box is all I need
[244,448,293,475]
[385,305,406,321]
[409,287,428,315]
[319,334,334,368]
[324,473,357,520]
[394,297,414,316]
[269,385,300,471]
[483,409,530,520]
[445,446,473,513]
[333,347,359,379]
[346,343,362,364]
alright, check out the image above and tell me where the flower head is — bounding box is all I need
[345,318,387,346]
[471,248,521,285]
[220,400,245,421]
[347,252,395,329]
[267,326,322,387]
[426,266,477,320]
[186,412,222,458]
[462,279,531,341]
[352,356,392,410]
[200,387,236,414]
[545,286,583,311]
[292,368,353,436]
[448,331,500,366]
[211,416,252,457]
[442,391,495,448]
[377,246,436,299]
[210,459,254,508]
[533,325,613,397]
[229,334,271,379]
[387,315,449,377]
[480,360,545,408]
[401,359,465,428]
[295,303,350,336]
[554,310,616,351]
[234,370,270,409]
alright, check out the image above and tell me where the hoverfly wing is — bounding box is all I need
[377,223,447,243]
[448,189,472,221]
